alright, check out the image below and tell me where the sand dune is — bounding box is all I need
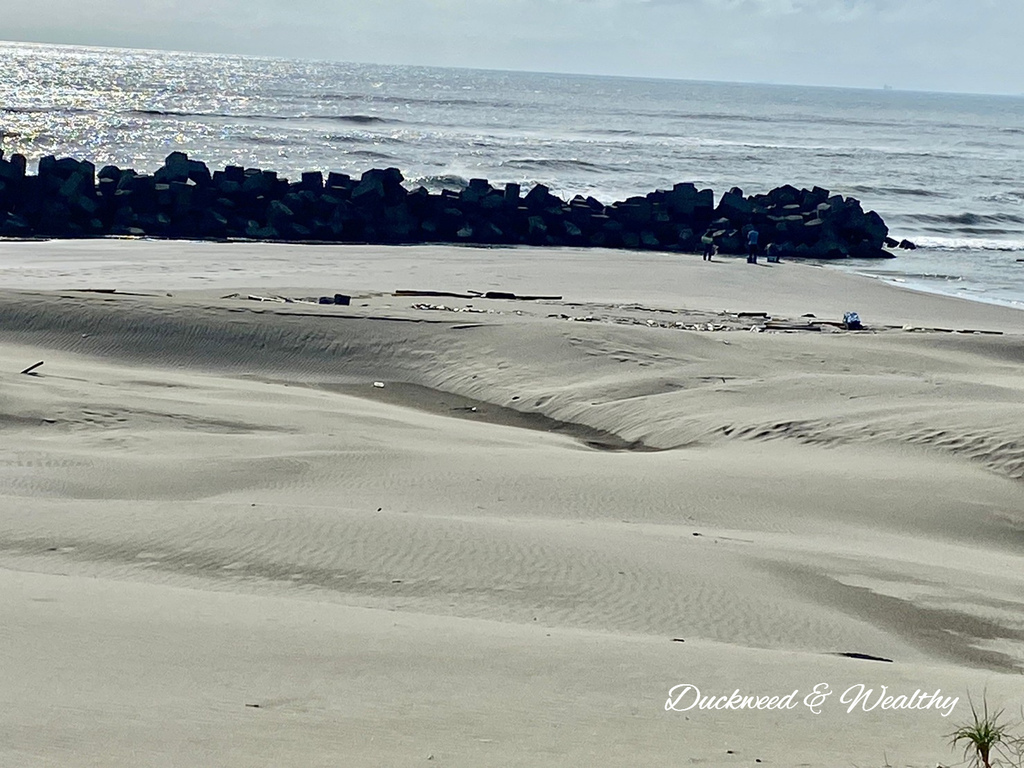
[1,241,1023,766]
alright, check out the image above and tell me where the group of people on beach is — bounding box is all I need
[701,226,777,263]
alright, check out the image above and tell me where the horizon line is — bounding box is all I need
[3,37,1022,100]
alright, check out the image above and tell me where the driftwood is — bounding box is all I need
[394,290,476,299]
[71,289,161,297]
[901,326,1003,335]
[221,292,291,303]
[395,290,562,301]
[482,291,562,301]
[836,652,893,663]
[762,322,822,331]
[20,361,44,375]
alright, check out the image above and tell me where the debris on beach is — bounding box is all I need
[397,289,562,301]
[319,293,351,305]
[762,321,823,332]
[222,292,351,306]
[19,360,44,375]
[412,303,496,314]
[222,292,296,304]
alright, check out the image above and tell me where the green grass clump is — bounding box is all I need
[948,694,1018,768]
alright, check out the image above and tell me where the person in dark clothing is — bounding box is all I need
[701,230,715,261]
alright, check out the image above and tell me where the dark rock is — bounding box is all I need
[803,186,830,209]
[189,166,211,189]
[0,155,26,183]
[382,204,415,241]
[640,230,660,248]
[768,184,801,207]
[715,189,752,222]
[859,210,889,249]
[300,171,324,191]
[326,171,351,190]
[480,192,504,211]
[154,152,191,183]
[460,178,492,206]
[351,175,385,205]
[223,165,245,184]
[241,171,275,198]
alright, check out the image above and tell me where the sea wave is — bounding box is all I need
[345,149,396,161]
[617,108,984,135]
[322,134,404,145]
[130,109,398,125]
[241,135,286,146]
[848,184,947,198]
[2,105,94,115]
[306,92,522,110]
[620,108,890,129]
[897,211,1024,236]
[908,236,1024,252]
[978,190,1024,204]
[500,157,613,173]
[405,173,471,191]
[863,270,966,282]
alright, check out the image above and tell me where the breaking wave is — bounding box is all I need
[130,109,397,125]
[500,158,613,173]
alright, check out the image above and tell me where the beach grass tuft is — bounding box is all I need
[948,693,1017,768]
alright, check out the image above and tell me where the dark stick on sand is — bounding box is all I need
[20,361,44,375]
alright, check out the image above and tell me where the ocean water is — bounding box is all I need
[2,40,1024,308]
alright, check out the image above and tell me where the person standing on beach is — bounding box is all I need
[746,227,759,263]
[701,230,715,261]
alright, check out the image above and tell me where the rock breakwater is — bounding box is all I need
[0,151,892,258]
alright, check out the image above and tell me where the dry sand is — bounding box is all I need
[1,240,1023,766]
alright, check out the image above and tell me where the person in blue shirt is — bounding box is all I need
[746,227,759,263]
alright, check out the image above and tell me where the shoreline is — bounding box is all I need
[5,234,1024,314]
[2,237,1023,323]
[839,253,1024,312]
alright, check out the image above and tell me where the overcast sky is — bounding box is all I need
[5,0,1023,95]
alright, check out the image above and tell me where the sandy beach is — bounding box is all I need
[2,240,1023,767]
